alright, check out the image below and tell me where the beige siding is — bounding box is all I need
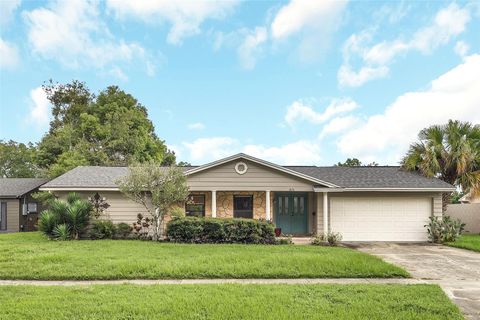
[316,193,324,235]
[432,193,443,217]
[187,159,315,191]
[55,191,152,224]
[1,199,20,232]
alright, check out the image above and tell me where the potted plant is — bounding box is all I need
[274,227,282,237]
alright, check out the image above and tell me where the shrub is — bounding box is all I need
[166,217,276,244]
[38,210,57,235]
[53,224,71,241]
[311,232,342,246]
[37,193,93,240]
[326,232,342,246]
[115,223,133,239]
[311,234,325,246]
[426,215,465,243]
[89,220,116,240]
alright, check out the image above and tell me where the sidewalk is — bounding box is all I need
[0,278,422,286]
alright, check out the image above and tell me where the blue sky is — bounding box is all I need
[1,0,479,166]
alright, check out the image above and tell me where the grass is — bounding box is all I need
[446,234,480,252]
[0,284,462,320]
[0,232,408,280]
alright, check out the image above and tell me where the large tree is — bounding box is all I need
[0,140,40,178]
[36,81,175,176]
[402,120,480,208]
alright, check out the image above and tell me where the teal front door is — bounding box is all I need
[274,193,308,235]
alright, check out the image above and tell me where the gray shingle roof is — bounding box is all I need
[0,178,50,198]
[42,165,453,190]
[41,166,197,188]
[285,166,453,189]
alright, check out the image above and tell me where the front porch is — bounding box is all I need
[185,190,330,236]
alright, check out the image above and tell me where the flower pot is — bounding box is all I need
[274,228,282,237]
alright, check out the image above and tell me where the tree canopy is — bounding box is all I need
[34,81,175,177]
[402,120,480,196]
[335,158,379,167]
[0,140,40,178]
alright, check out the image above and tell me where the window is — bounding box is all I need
[28,202,38,213]
[0,202,6,230]
[233,195,253,218]
[185,194,205,217]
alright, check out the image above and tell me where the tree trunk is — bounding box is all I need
[442,192,451,214]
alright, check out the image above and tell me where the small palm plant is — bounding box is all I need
[38,193,93,240]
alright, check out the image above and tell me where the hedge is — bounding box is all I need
[166,217,276,244]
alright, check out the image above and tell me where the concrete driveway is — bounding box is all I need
[353,243,480,320]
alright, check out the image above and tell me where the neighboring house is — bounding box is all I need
[40,153,454,241]
[0,178,49,232]
[459,192,480,203]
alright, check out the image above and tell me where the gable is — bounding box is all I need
[187,159,323,191]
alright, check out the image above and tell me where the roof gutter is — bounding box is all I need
[39,187,120,192]
[313,187,455,192]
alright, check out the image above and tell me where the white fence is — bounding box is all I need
[445,203,480,234]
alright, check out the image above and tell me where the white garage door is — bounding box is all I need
[330,197,431,241]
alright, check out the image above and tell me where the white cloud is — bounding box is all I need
[0,38,19,69]
[27,86,51,127]
[337,65,388,87]
[271,0,347,39]
[337,54,480,164]
[181,136,322,165]
[238,27,268,70]
[243,141,321,165]
[339,3,471,87]
[106,0,238,45]
[188,122,205,130]
[183,137,238,162]
[319,115,360,138]
[285,98,358,126]
[23,0,154,74]
[108,66,128,81]
[454,40,469,58]
[271,0,347,61]
[0,0,21,26]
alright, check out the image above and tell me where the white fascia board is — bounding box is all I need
[39,187,119,192]
[313,187,455,192]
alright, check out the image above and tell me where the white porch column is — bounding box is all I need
[323,192,328,235]
[211,190,217,218]
[265,190,271,221]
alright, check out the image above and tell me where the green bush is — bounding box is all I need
[89,220,116,240]
[166,217,276,244]
[115,223,133,239]
[311,232,343,246]
[53,224,71,241]
[37,192,93,240]
[426,215,465,243]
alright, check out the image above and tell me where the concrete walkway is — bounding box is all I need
[353,243,480,320]
[0,278,421,286]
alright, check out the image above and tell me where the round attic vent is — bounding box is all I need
[235,162,248,175]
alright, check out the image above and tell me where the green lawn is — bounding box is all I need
[0,284,462,320]
[0,232,408,280]
[446,234,480,252]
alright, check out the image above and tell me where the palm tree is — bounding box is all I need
[402,120,480,210]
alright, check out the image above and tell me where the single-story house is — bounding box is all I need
[0,178,50,232]
[40,153,454,241]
